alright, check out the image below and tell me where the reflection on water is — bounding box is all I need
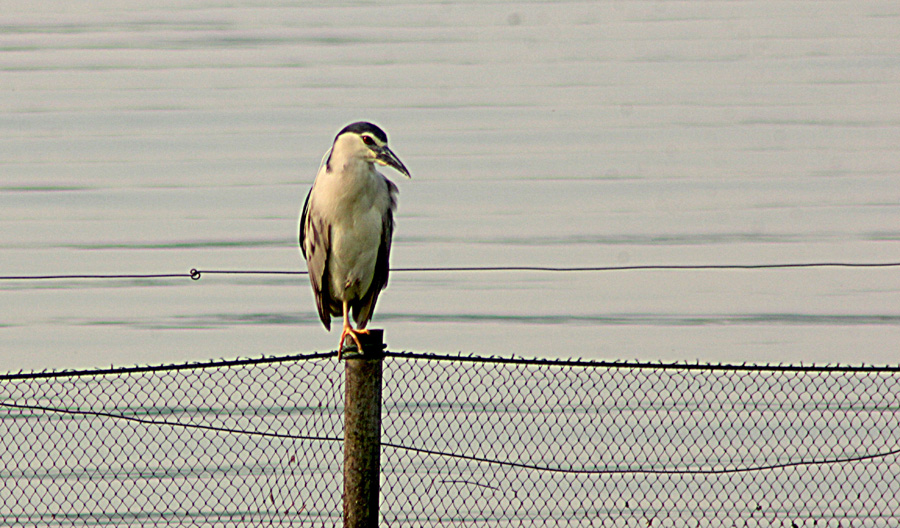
[2,1,900,371]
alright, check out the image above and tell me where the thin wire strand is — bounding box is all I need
[380,442,900,476]
[0,401,340,443]
[3,399,895,476]
[0,272,196,281]
[1,261,898,281]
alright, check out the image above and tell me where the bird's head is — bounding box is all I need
[333,121,411,178]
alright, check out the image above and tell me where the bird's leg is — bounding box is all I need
[338,301,365,359]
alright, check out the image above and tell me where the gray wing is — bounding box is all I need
[300,148,333,259]
[299,189,311,259]
[352,177,398,328]
[300,187,335,330]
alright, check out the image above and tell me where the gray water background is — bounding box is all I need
[2,1,900,371]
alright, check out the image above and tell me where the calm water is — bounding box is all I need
[2,1,900,371]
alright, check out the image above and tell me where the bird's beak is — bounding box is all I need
[375,146,411,178]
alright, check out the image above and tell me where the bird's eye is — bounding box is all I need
[361,135,375,146]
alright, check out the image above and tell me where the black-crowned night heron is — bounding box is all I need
[299,122,410,357]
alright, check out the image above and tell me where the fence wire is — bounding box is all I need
[2,352,899,527]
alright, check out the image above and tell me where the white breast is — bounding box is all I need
[310,156,389,302]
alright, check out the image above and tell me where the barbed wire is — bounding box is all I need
[0,351,337,380]
[1,260,899,282]
[3,350,897,381]
[384,351,900,372]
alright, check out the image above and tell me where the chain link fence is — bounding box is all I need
[2,351,899,526]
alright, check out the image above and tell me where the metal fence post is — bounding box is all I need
[343,329,384,528]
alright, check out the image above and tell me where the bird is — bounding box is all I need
[299,122,410,358]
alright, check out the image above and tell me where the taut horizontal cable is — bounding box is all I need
[2,261,898,281]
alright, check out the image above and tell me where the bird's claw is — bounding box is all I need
[338,327,369,359]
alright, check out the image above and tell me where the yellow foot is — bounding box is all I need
[338,327,370,359]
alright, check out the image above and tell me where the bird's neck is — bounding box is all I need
[328,150,374,183]
[319,154,380,214]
